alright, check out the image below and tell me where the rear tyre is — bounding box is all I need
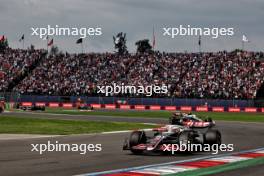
[0,107,3,113]
[129,131,147,154]
[207,118,213,122]
[204,129,221,145]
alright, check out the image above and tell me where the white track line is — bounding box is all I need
[77,147,264,176]
[100,129,152,134]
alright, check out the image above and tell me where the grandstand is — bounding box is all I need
[1,47,264,100]
[0,48,45,92]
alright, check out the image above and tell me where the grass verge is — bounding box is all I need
[43,108,264,122]
[0,115,155,135]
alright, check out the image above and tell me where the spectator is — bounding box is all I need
[4,49,264,99]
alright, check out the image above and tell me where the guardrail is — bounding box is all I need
[18,102,264,113]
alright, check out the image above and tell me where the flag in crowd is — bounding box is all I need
[48,38,54,46]
[198,35,202,52]
[242,35,249,42]
[76,38,83,44]
[19,34,25,42]
[0,35,5,42]
[152,27,156,49]
[241,35,250,51]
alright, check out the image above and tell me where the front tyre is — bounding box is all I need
[129,131,147,154]
[178,131,195,153]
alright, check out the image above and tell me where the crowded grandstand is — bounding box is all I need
[0,46,263,99]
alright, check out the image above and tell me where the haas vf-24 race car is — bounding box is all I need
[123,113,221,154]
[169,112,216,128]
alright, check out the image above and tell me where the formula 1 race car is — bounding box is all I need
[16,103,45,111]
[28,105,45,111]
[123,125,221,154]
[169,112,215,128]
[77,103,93,111]
[123,113,221,154]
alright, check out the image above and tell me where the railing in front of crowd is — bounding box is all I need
[13,101,264,113]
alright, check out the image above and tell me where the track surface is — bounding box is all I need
[0,112,264,176]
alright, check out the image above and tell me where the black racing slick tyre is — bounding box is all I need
[0,107,3,113]
[204,129,221,145]
[129,131,147,154]
[179,131,194,145]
